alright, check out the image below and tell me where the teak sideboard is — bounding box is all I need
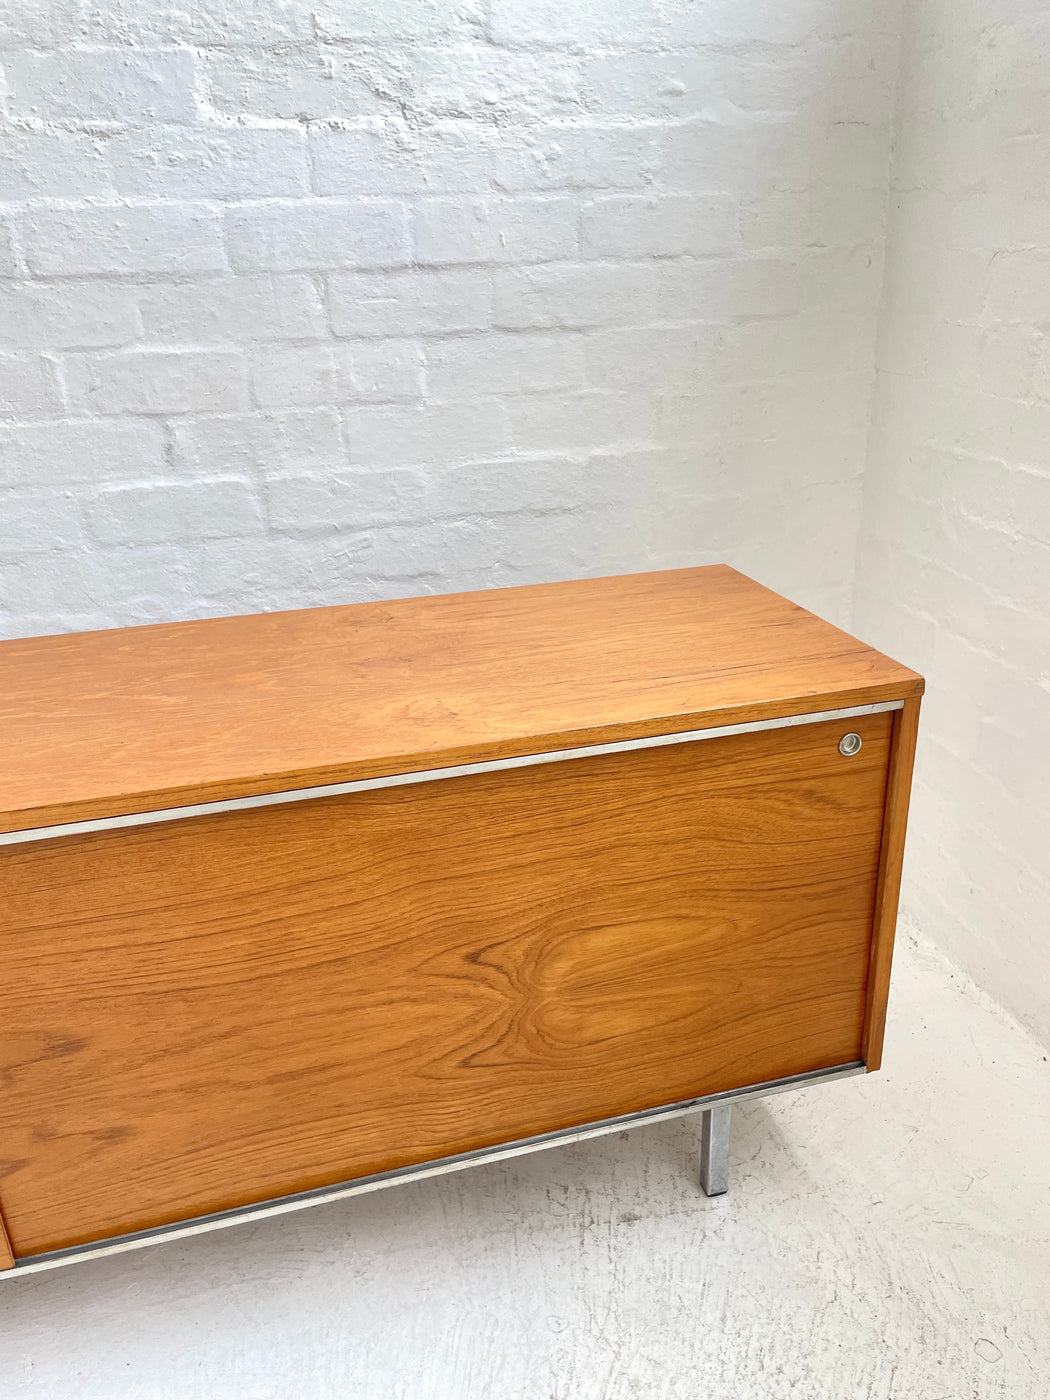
[0,566,922,1276]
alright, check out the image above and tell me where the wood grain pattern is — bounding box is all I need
[862,697,922,1071]
[0,712,891,1258]
[0,566,922,833]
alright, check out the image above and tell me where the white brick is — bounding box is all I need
[580,196,738,258]
[0,356,63,419]
[310,126,492,197]
[983,132,1050,203]
[956,395,1050,473]
[4,48,196,126]
[809,184,888,248]
[1030,346,1050,405]
[584,326,720,392]
[342,519,467,581]
[802,247,882,314]
[174,538,290,610]
[734,432,868,493]
[24,206,226,278]
[986,252,1050,323]
[810,71,895,132]
[425,333,586,398]
[226,202,410,273]
[504,392,658,455]
[0,219,16,276]
[328,267,492,338]
[88,480,263,546]
[579,52,721,122]
[660,375,869,449]
[0,284,141,351]
[395,45,583,125]
[333,341,424,401]
[0,491,85,555]
[584,448,689,528]
[949,194,1050,252]
[138,277,325,345]
[413,198,578,266]
[171,410,344,477]
[314,0,483,41]
[493,127,658,192]
[65,350,249,416]
[740,190,812,251]
[0,547,190,630]
[202,48,390,123]
[720,312,876,378]
[488,0,664,46]
[536,503,641,581]
[249,345,336,409]
[0,131,113,201]
[726,257,805,318]
[668,0,830,46]
[813,121,894,192]
[654,258,801,319]
[0,0,79,46]
[977,328,1039,401]
[750,48,845,118]
[177,535,379,614]
[428,458,586,518]
[266,468,429,533]
[968,13,1050,114]
[108,130,309,200]
[493,263,658,330]
[783,372,873,439]
[884,207,989,321]
[355,517,549,584]
[950,457,1050,543]
[345,401,509,467]
[662,119,810,195]
[0,419,167,485]
[77,0,314,46]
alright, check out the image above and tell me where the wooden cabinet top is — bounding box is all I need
[0,565,923,833]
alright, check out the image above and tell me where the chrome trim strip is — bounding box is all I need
[0,701,903,845]
[6,1061,865,1276]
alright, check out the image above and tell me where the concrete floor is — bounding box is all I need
[2,931,1048,1400]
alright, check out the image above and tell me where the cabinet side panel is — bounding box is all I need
[862,697,922,1071]
[0,1202,14,1269]
[0,713,891,1257]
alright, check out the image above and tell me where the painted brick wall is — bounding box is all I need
[854,1,1050,1043]
[1,0,902,639]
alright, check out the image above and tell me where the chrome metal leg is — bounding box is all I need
[699,1104,731,1196]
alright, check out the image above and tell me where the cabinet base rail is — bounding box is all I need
[6,1060,865,1277]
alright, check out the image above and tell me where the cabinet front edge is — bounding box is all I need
[0,680,923,837]
[0,699,905,845]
